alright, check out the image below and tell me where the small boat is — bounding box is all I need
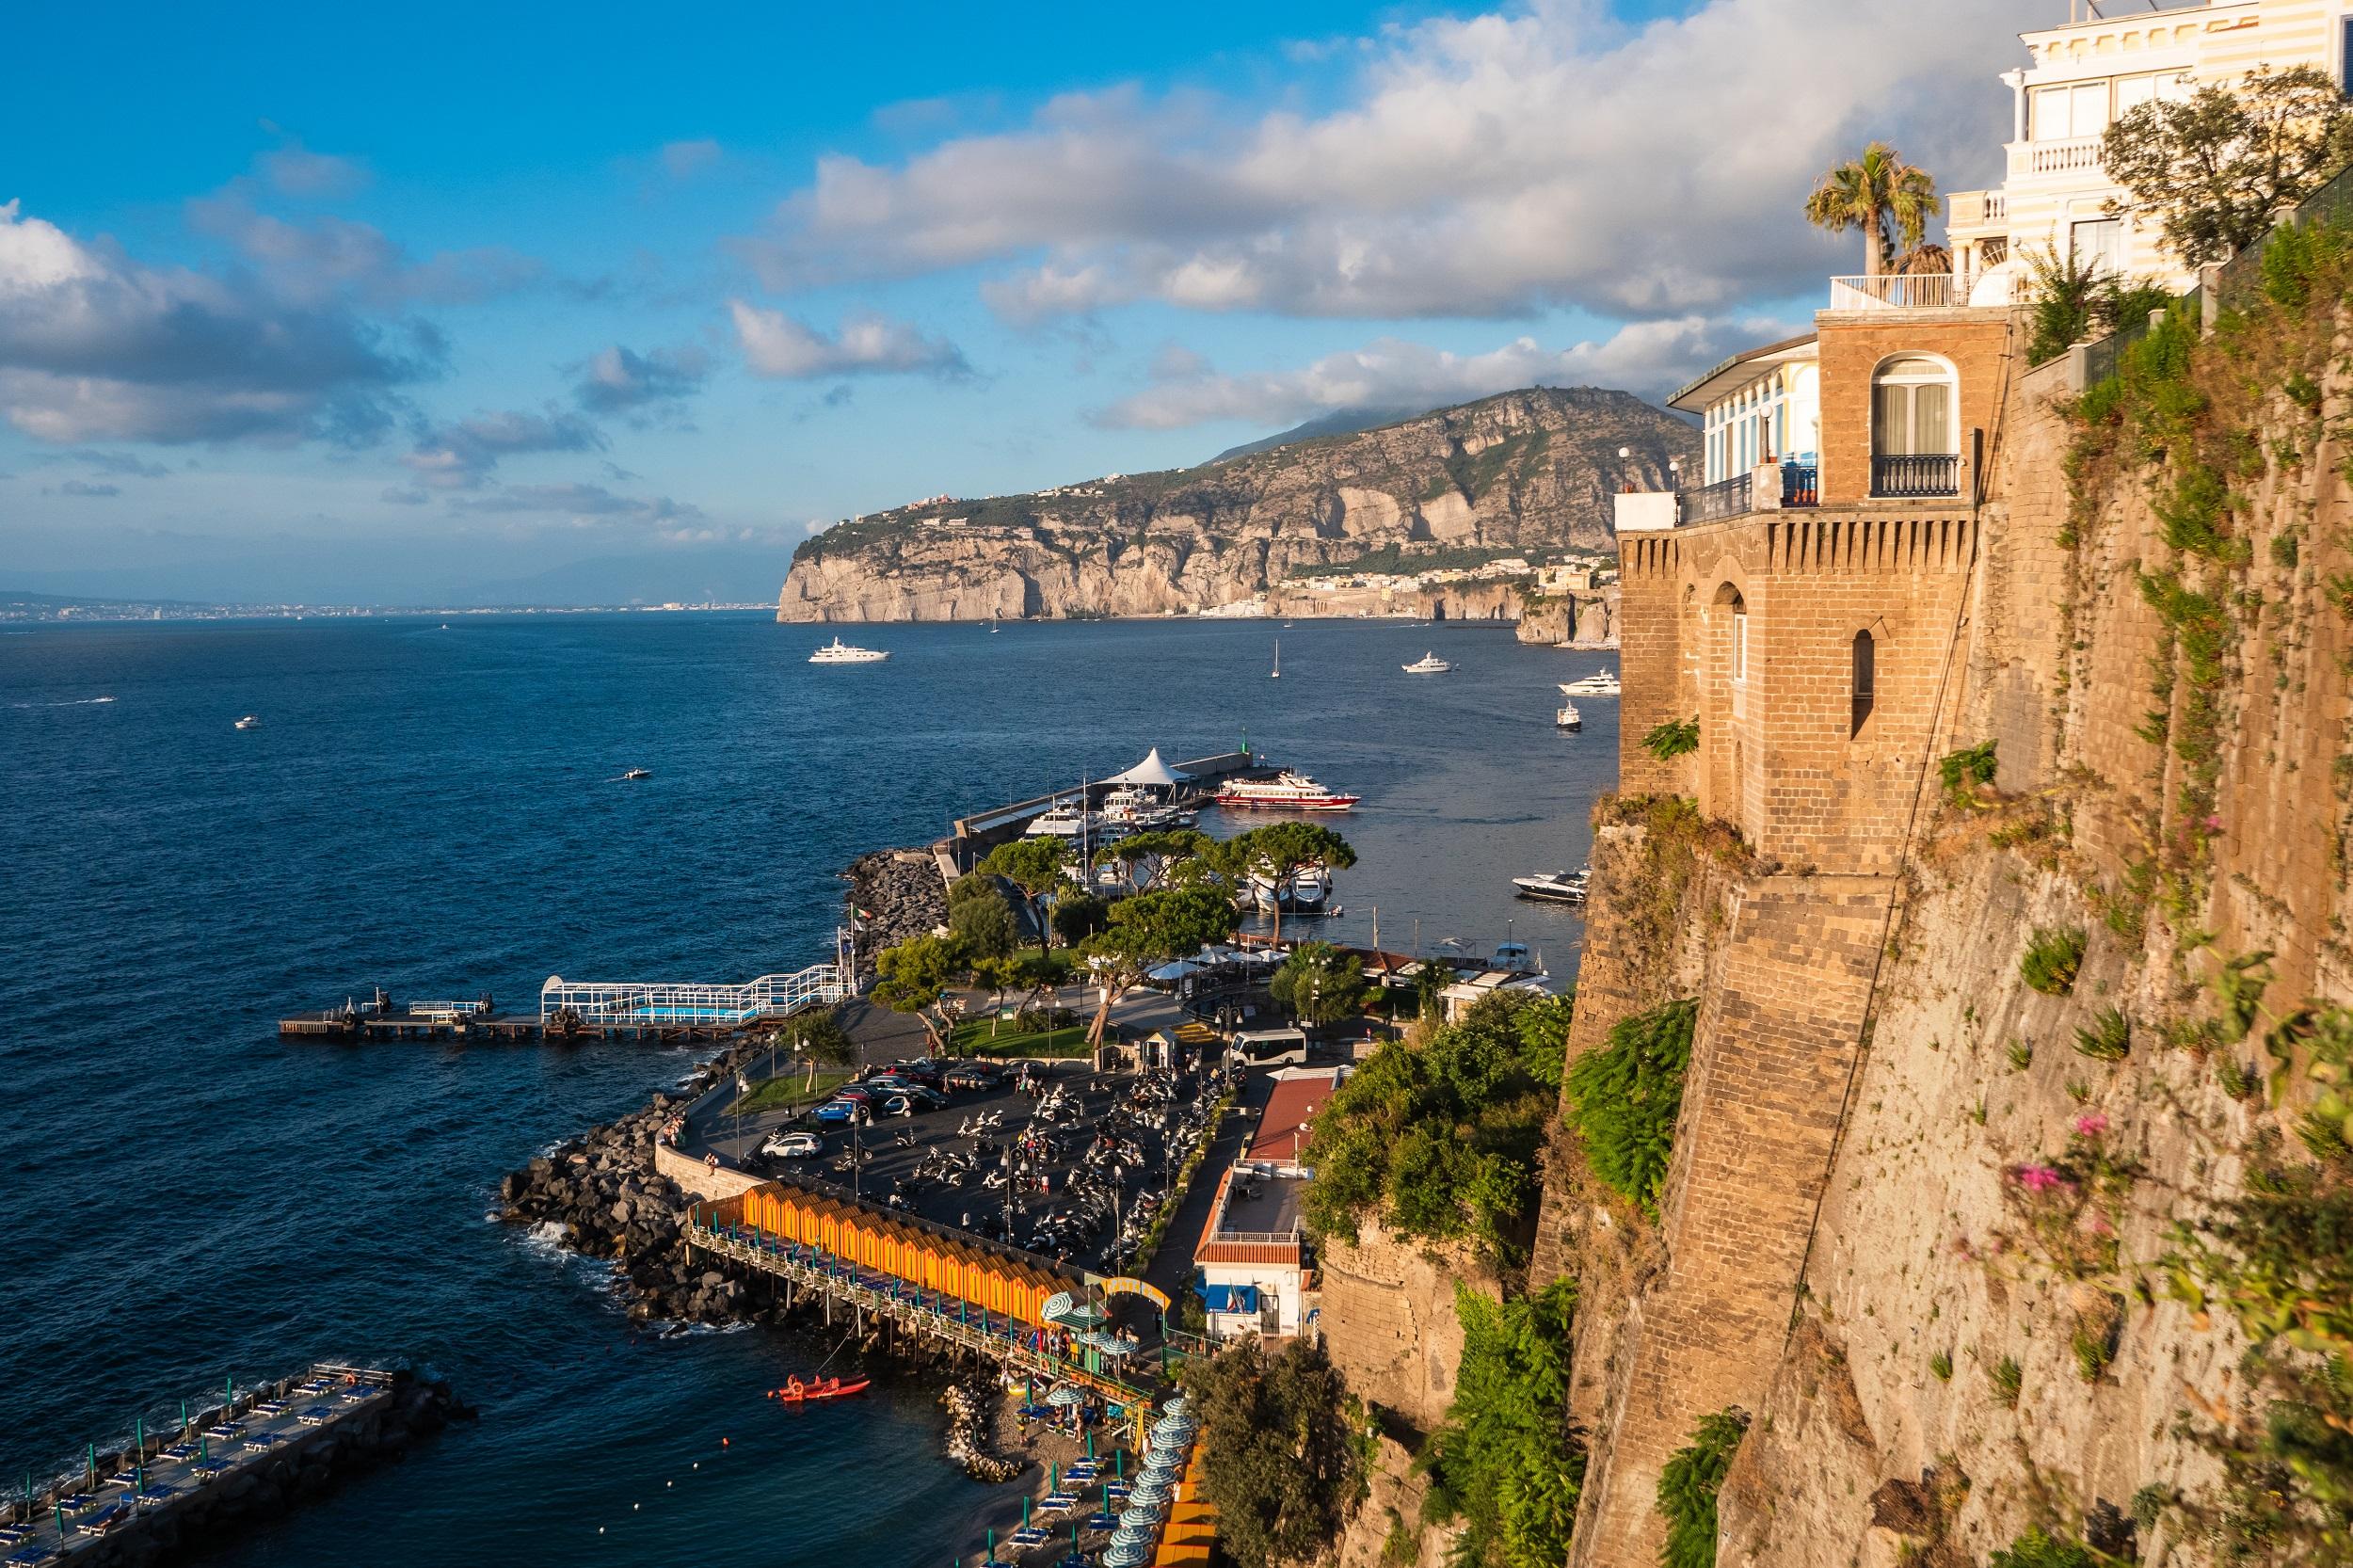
[619,767,651,781]
[1556,701,1582,731]
[1560,670,1620,696]
[809,637,889,664]
[234,714,260,729]
[1402,652,1450,674]
[1271,638,1281,680]
[768,1374,872,1403]
[1513,870,1590,904]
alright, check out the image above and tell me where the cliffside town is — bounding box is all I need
[776,388,1694,623]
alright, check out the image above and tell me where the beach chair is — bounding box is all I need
[0,1525,29,1544]
[76,1503,127,1537]
[7,1543,57,1566]
[104,1471,138,1490]
[191,1460,228,1480]
[161,1444,193,1462]
[255,1400,289,1416]
[242,1433,282,1453]
[296,1404,334,1426]
[205,1423,245,1442]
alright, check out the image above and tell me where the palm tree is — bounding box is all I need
[1804,142,1941,278]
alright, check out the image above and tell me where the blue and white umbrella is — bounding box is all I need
[1101,1544,1150,1568]
[1041,1290,1076,1323]
[1119,1500,1167,1527]
[1048,1384,1086,1408]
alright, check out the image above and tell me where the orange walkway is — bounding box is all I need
[1150,1446,1217,1566]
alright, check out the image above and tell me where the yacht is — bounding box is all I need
[1211,770,1361,811]
[809,637,889,664]
[619,767,651,781]
[1402,652,1451,674]
[1101,785,1192,829]
[1246,862,1332,913]
[233,714,260,730]
[1556,700,1582,732]
[1560,669,1620,696]
[1024,801,1122,840]
[1512,869,1590,904]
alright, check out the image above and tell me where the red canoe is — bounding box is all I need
[767,1375,872,1404]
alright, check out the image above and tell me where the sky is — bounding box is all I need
[0,0,2049,604]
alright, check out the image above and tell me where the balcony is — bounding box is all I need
[2013,135,2105,180]
[1827,273,1958,311]
[1670,463,1820,525]
[1870,454,1960,499]
[1946,189,2007,232]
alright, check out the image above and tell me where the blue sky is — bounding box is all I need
[0,0,2041,603]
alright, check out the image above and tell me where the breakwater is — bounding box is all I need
[9,1367,468,1568]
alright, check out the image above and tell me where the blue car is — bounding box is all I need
[810,1098,862,1125]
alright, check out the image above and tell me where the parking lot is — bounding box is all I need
[697,1057,1234,1275]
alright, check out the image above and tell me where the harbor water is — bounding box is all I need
[0,613,1614,1566]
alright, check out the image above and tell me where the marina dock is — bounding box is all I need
[939,747,1259,872]
[6,1365,463,1567]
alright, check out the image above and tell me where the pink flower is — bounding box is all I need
[2012,1162,2073,1194]
[2086,1214,2115,1237]
[2202,815,2223,833]
[2073,1113,2110,1138]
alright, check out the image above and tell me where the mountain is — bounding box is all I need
[778,386,1698,623]
[1208,404,1427,463]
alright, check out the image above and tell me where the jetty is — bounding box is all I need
[938,747,1259,872]
[6,1364,465,1567]
[280,941,853,1043]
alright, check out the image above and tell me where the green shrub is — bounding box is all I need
[2021,927,2089,996]
[1185,1337,1365,1568]
[1990,1354,2024,1407]
[2009,1040,2035,1071]
[1938,740,1999,807]
[2072,1320,2116,1382]
[1642,717,1700,761]
[1988,1527,2096,1568]
[1418,1280,1582,1568]
[2073,1007,2131,1063]
[1656,1408,1749,1568]
[1929,1350,1954,1382]
[1563,998,1699,1218]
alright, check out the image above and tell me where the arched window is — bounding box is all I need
[1851,630,1876,736]
[1871,355,1959,497]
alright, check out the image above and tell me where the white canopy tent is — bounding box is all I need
[1103,748,1190,790]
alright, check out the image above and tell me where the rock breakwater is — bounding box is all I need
[845,849,947,951]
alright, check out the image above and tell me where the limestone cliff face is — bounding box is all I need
[777,388,1695,622]
[1537,302,2353,1568]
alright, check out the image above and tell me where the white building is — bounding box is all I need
[1192,1068,1340,1340]
[1948,0,2353,296]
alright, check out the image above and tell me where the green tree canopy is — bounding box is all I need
[1051,889,1111,946]
[976,838,1069,951]
[872,932,963,1051]
[1563,997,1698,1219]
[2103,66,2353,265]
[1270,941,1369,1026]
[1185,1336,1366,1568]
[1225,821,1357,941]
[781,1008,859,1067]
[1421,1279,1582,1568]
[947,882,1018,962]
[1093,827,1215,893]
[1080,883,1236,1044]
[1802,140,1939,277]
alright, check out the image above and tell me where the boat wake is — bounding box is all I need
[11,696,117,708]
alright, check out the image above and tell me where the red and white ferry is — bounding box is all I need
[1211,770,1360,812]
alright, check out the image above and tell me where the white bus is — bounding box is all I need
[1230,1027,1309,1067]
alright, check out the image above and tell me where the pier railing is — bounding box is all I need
[539,954,851,1027]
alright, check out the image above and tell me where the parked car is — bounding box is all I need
[942,1064,999,1091]
[760,1129,823,1159]
[834,1084,889,1105]
[809,1098,863,1125]
[877,1095,916,1118]
[889,1061,948,1089]
[897,1085,950,1110]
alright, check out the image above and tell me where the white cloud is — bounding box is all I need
[0,199,429,445]
[729,300,968,379]
[735,0,2034,322]
[258,136,371,200]
[1095,317,1759,430]
[187,190,544,308]
[402,406,605,489]
[571,343,710,416]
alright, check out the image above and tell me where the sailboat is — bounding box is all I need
[1271,638,1281,680]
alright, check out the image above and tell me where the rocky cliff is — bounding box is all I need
[777,388,1696,622]
[1533,284,2353,1568]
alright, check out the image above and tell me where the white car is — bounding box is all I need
[760,1129,823,1160]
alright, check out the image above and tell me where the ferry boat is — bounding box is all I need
[1211,771,1360,812]
[808,637,889,664]
[1560,669,1620,696]
[1402,651,1451,674]
[1555,700,1582,732]
[234,714,260,730]
[1512,869,1590,904]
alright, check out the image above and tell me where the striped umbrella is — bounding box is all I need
[1128,1480,1172,1508]
[1110,1525,1155,1547]
[1150,1416,1195,1439]
[1160,1395,1190,1417]
[1119,1501,1167,1528]
[1058,1303,1109,1327]
[1140,1453,1182,1480]
[1048,1385,1085,1408]
[1041,1290,1076,1323]
[1101,1543,1150,1568]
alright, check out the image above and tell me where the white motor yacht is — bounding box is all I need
[809,637,889,664]
[1512,869,1590,904]
[1560,669,1620,696]
[1245,862,1333,914]
[234,714,260,730]
[1402,651,1451,674]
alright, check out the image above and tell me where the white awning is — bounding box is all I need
[1104,747,1189,788]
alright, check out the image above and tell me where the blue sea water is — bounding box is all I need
[0,613,1614,1566]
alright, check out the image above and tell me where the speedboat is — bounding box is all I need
[809,637,889,664]
[1560,669,1620,696]
[1402,652,1450,674]
[1513,870,1590,904]
[233,714,260,730]
[1556,701,1581,731]
[1212,770,1360,811]
[619,767,651,780]
[1493,941,1540,973]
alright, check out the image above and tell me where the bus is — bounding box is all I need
[1230,1028,1309,1067]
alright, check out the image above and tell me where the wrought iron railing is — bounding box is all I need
[1870,454,1961,499]
[1781,463,1819,507]
[1675,472,1752,525]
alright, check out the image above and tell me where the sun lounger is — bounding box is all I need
[0,1526,29,1544]
[191,1460,228,1479]
[8,1544,57,1566]
[104,1471,139,1489]
[1010,1527,1050,1547]
[1040,1491,1079,1512]
[242,1432,282,1451]
[1105,1482,1130,1502]
[1084,1511,1118,1531]
[205,1424,245,1442]
[254,1400,289,1416]
[55,1495,93,1515]
[161,1444,193,1462]
[76,1503,127,1536]
[296,1404,333,1426]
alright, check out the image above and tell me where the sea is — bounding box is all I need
[0,612,1616,1567]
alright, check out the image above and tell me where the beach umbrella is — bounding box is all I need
[1048,1384,1085,1408]
[1120,1500,1165,1527]
[1102,1544,1149,1568]
[1041,1290,1075,1323]
[1150,1415,1194,1439]
[1060,1303,1108,1327]
[1128,1480,1172,1508]
[1160,1394,1189,1416]
[1110,1526,1155,1549]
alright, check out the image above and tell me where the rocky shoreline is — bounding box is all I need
[844,848,949,952]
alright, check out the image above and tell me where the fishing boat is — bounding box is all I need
[1560,669,1620,696]
[809,637,889,664]
[1512,869,1590,904]
[767,1374,872,1403]
[1555,700,1582,731]
[233,714,260,730]
[1402,651,1450,674]
[1211,770,1360,811]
